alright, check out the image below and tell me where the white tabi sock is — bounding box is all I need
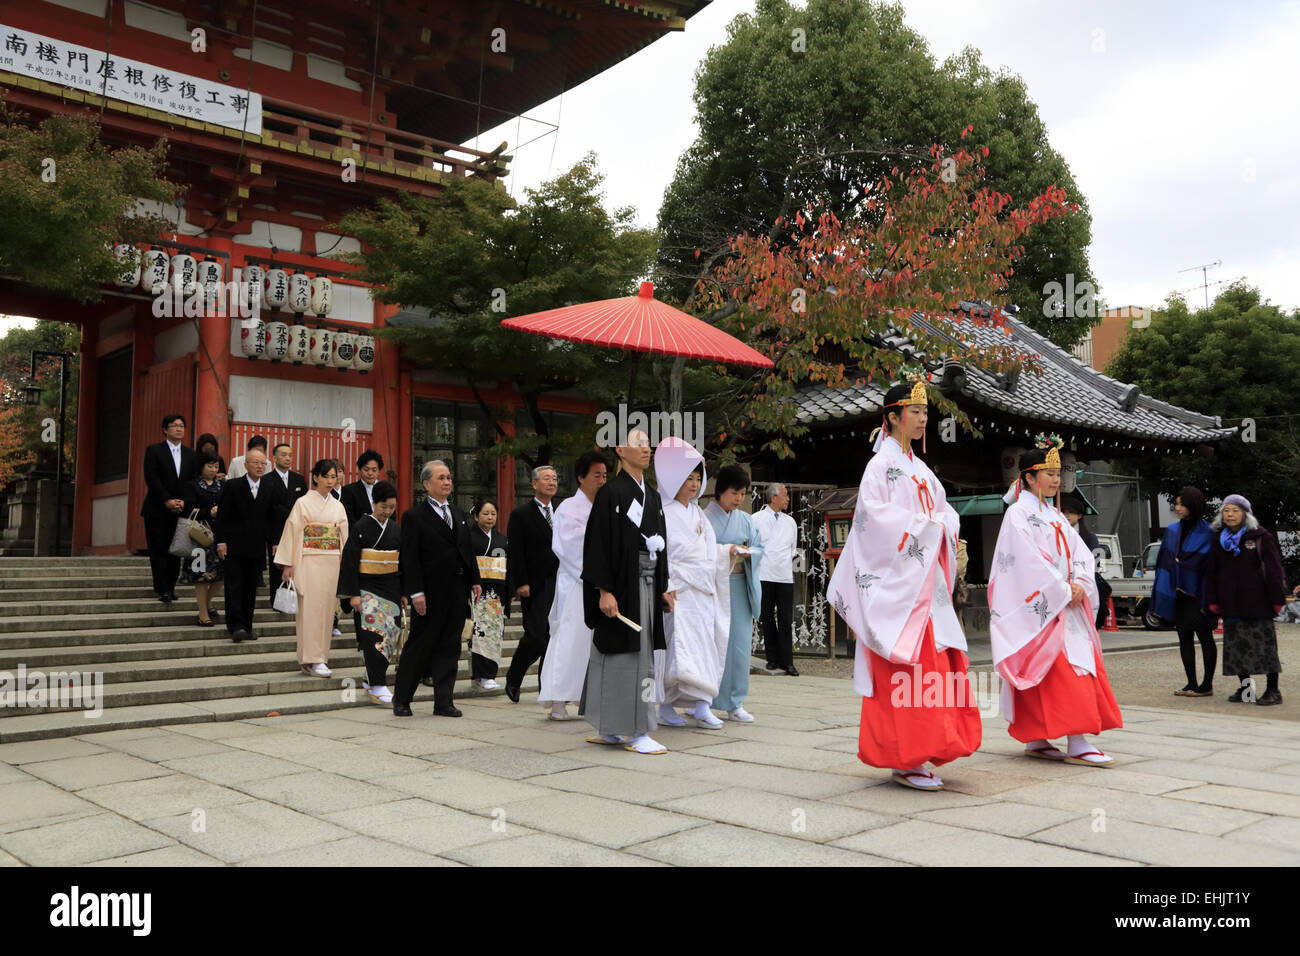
[1067,734,1099,758]
[628,734,666,753]
[691,701,712,720]
[551,703,569,718]
[658,703,687,725]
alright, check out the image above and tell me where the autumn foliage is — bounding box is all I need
[697,140,1078,457]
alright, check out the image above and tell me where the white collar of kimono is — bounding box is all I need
[312,489,331,501]
[653,436,706,502]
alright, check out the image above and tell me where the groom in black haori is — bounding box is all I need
[581,430,675,755]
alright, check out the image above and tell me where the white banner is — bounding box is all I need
[1,24,262,134]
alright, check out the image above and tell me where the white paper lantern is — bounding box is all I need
[239,318,267,358]
[266,321,290,360]
[171,254,197,298]
[353,335,375,373]
[331,331,356,369]
[308,327,333,366]
[1059,451,1078,493]
[264,268,289,310]
[289,273,312,314]
[1000,446,1027,488]
[197,259,223,309]
[310,276,333,317]
[139,247,169,295]
[241,264,265,317]
[289,324,311,364]
[113,245,140,289]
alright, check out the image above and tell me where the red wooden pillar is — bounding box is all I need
[71,314,99,555]
[398,366,412,506]
[196,244,233,456]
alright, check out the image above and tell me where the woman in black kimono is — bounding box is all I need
[467,498,511,690]
[338,481,404,705]
[581,430,674,755]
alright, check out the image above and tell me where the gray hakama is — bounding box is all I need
[580,553,658,738]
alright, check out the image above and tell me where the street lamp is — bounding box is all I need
[28,350,75,555]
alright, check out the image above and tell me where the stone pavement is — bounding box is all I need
[2,673,1299,866]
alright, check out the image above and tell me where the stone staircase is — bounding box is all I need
[0,557,537,742]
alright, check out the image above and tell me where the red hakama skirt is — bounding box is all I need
[1007,645,1123,742]
[858,621,983,770]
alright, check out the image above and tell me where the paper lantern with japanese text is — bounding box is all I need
[239,318,267,358]
[289,324,311,364]
[308,327,333,366]
[171,254,197,298]
[114,245,140,289]
[266,321,290,360]
[264,269,289,310]
[331,331,356,369]
[197,259,222,309]
[310,276,333,317]
[353,335,375,372]
[289,273,312,314]
[139,247,169,295]
[241,264,265,317]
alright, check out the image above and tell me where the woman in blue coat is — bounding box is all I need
[1152,486,1216,697]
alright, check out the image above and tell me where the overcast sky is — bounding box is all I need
[474,0,1300,318]
[6,1,1295,337]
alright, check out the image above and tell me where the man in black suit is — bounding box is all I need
[503,465,560,702]
[214,448,278,642]
[340,449,382,527]
[141,413,196,603]
[265,442,307,608]
[394,459,481,717]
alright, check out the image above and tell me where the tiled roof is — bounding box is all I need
[794,306,1235,443]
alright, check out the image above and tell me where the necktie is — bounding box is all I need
[440,502,452,527]
[250,482,258,500]
[542,505,552,528]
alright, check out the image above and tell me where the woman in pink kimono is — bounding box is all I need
[827,377,981,791]
[276,458,349,678]
[988,439,1122,765]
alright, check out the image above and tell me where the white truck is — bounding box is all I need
[1098,538,1167,629]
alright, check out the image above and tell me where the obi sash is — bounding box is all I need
[476,554,507,581]
[359,548,398,576]
[303,522,341,552]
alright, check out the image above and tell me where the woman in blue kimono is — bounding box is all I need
[706,464,764,722]
[1152,486,1217,697]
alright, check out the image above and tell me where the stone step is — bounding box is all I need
[0,635,524,670]
[0,652,536,716]
[0,675,542,743]
[0,567,154,582]
[0,557,147,568]
[0,576,155,592]
[3,618,301,649]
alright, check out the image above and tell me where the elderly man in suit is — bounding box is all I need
[214,448,278,643]
[394,460,482,717]
[141,413,197,604]
[265,442,307,608]
[503,464,561,702]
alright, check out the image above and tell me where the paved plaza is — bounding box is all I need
[2,662,1298,866]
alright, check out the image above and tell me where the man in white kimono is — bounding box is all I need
[538,450,608,720]
[655,437,733,729]
[826,376,982,790]
[989,440,1122,765]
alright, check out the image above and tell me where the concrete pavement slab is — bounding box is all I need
[0,811,174,865]
[627,822,903,866]
[492,791,707,849]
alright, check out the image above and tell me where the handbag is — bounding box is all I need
[189,514,214,548]
[169,511,202,557]
[273,579,298,615]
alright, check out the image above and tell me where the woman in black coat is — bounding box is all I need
[181,451,225,626]
[1206,494,1285,706]
[467,498,511,688]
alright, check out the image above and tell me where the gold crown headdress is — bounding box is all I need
[871,368,930,454]
[1014,433,1066,509]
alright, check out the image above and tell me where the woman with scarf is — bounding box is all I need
[467,498,510,691]
[1206,495,1285,706]
[337,481,402,704]
[1152,486,1217,697]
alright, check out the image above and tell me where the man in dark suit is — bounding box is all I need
[214,448,278,642]
[394,459,481,718]
[141,413,196,603]
[503,465,560,702]
[265,442,307,608]
[340,449,382,527]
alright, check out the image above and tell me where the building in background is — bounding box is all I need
[0,0,710,554]
[1072,305,1148,373]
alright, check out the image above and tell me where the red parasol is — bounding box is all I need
[499,281,774,369]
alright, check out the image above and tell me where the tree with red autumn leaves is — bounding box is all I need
[695,137,1077,458]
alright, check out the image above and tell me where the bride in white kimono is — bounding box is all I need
[654,437,732,729]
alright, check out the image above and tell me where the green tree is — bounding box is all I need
[0,320,81,490]
[1106,283,1300,529]
[340,157,658,467]
[0,96,178,303]
[657,0,1095,347]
